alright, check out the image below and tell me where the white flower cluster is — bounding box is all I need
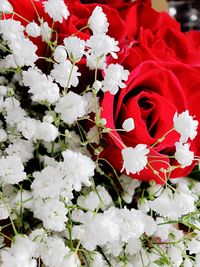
[0,3,200,267]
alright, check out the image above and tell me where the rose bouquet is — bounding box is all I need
[0,0,200,266]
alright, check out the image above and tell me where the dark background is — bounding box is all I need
[168,0,200,31]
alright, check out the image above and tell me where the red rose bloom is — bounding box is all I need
[100,60,200,184]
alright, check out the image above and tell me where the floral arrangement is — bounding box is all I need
[0,0,200,266]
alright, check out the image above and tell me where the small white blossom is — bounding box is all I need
[86,52,106,70]
[58,252,81,267]
[43,0,69,23]
[122,144,149,175]
[168,247,183,267]
[149,186,195,219]
[72,209,120,251]
[86,34,120,59]
[0,54,18,69]
[77,185,112,211]
[0,0,13,14]
[175,142,194,168]
[51,60,81,88]
[64,36,85,62]
[23,67,60,104]
[102,64,129,95]
[33,198,67,231]
[5,139,34,164]
[39,236,70,267]
[93,80,102,92]
[0,85,7,96]
[40,22,52,42]
[55,92,86,124]
[0,198,9,220]
[173,110,198,143]
[9,38,38,67]
[122,118,135,132]
[88,6,109,35]
[0,235,37,267]
[54,46,67,63]
[26,22,41,37]
[61,149,95,191]
[31,166,64,199]
[0,128,7,142]
[0,19,24,42]
[34,121,58,142]
[0,155,26,185]
[17,118,37,140]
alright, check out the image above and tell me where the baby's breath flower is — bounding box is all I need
[53,46,67,63]
[122,144,149,175]
[55,92,86,124]
[122,118,135,132]
[175,142,194,168]
[64,36,85,62]
[88,6,109,35]
[173,110,198,143]
[50,60,81,88]
[26,22,40,38]
[102,64,130,95]
[86,34,120,59]
[43,0,69,23]
[0,0,13,14]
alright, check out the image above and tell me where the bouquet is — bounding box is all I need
[0,0,200,266]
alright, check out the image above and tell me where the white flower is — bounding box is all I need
[61,149,95,191]
[40,22,52,42]
[64,36,85,62]
[4,98,26,126]
[43,0,69,23]
[34,121,58,142]
[168,247,183,267]
[26,22,40,37]
[0,54,18,69]
[88,6,109,35]
[58,252,81,267]
[0,198,9,220]
[175,142,194,168]
[102,64,129,95]
[0,128,7,142]
[0,155,26,185]
[50,60,81,88]
[33,198,67,231]
[17,118,37,140]
[91,252,106,267]
[0,85,7,96]
[122,118,135,132]
[86,34,120,59]
[0,19,24,42]
[93,80,102,92]
[9,38,38,67]
[0,0,13,14]
[1,235,37,267]
[86,52,106,70]
[119,175,141,203]
[5,140,34,164]
[54,46,67,63]
[39,236,70,267]
[55,92,86,124]
[173,110,198,143]
[121,144,149,175]
[149,186,195,219]
[77,185,112,211]
[22,67,60,104]
[125,238,142,256]
[72,209,120,251]
[31,166,65,199]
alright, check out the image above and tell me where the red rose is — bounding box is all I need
[100,60,199,184]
